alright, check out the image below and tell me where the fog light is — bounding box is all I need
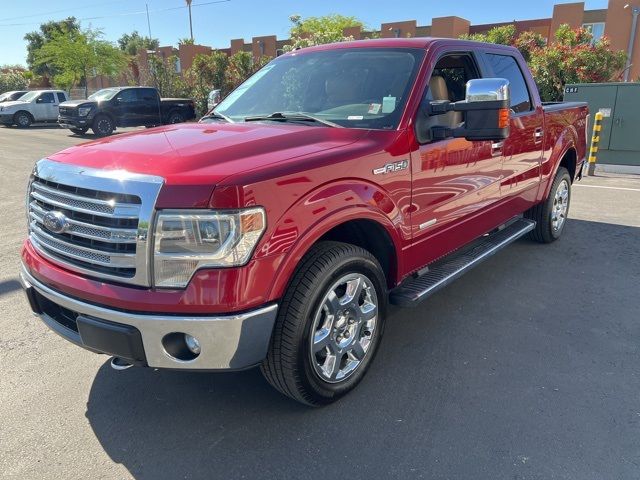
[184,334,201,355]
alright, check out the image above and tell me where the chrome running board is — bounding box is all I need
[389,218,536,307]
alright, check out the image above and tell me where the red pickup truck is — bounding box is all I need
[20,38,587,406]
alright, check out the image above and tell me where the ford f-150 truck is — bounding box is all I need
[58,86,196,136]
[0,90,68,127]
[20,38,587,406]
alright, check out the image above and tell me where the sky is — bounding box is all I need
[0,0,610,66]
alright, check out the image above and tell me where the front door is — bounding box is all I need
[408,51,504,272]
[34,92,57,121]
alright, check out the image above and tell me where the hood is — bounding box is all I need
[60,99,97,108]
[0,100,27,110]
[47,122,370,200]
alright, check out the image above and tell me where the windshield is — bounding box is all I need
[88,88,120,101]
[214,48,424,130]
[18,91,39,102]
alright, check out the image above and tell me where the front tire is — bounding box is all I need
[167,111,185,124]
[261,242,387,406]
[14,111,32,128]
[525,167,571,243]
[92,115,114,136]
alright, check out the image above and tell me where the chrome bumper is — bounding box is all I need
[20,264,278,370]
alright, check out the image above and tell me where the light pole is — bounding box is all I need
[186,0,194,42]
[623,3,640,82]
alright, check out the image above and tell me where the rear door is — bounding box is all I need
[483,52,543,199]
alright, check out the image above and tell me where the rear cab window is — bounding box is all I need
[56,92,66,103]
[484,53,532,113]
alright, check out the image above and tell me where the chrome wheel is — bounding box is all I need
[551,179,569,232]
[310,273,378,383]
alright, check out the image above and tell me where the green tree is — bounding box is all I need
[24,17,81,82]
[185,51,229,114]
[285,14,363,51]
[531,25,626,101]
[461,25,545,62]
[461,24,625,101]
[225,51,271,91]
[35,26,127,97]
[117,31,159,56]
[117,31,159,85]
[146,54,190,98]
[0,69,29,93]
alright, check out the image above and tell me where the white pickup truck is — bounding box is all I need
[0,89,68,128]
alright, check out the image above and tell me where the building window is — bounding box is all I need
[393,28,401,38]
[583,22,605,43]
[175,57,181,73]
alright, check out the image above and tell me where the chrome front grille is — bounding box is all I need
[28,159,164,286]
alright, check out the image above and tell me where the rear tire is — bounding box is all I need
[525,167,571,243]
[261,241,387,406]
[92,115,114,137]
[14,111,32,128]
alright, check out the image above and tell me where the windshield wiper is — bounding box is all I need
[200,111,233,123]
[244,112,341,128]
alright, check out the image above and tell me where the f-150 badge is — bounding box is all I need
[373,160,409,175]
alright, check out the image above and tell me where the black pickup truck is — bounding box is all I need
[58,86,196,136]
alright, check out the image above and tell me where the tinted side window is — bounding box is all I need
[38,92,55,104]
[56,92,66,103]
[139,89,157,102]
[118,89,138,102]
[485,54,531,113]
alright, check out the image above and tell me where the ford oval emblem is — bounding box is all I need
[42,211,69,234]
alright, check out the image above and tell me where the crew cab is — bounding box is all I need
[57,86,196,136]
[0,90,28,103]
[0,90,68,127]
[20,39,587,406]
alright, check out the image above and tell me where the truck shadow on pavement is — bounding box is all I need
[84,218,640,480]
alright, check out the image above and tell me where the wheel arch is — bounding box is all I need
[13,110,34,123]
[266,210,403,302]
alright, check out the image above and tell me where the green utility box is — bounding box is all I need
[564,83,640,167]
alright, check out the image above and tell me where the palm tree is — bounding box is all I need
[186,0,194,42]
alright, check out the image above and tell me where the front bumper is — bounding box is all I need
[20,264,278,370]
[0,113,14,124]
[58,115,90,129]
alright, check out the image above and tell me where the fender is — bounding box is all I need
[538,125,578,203]
[261,179,406,301]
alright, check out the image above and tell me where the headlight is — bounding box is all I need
[78,106,92,116]
[153,208,266,288]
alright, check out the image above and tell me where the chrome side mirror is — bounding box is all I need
[428,77,511,141]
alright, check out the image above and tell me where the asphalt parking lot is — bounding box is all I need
[1,125,639,480]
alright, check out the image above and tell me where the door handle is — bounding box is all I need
[491,141,504,157]
[534,128,544,144]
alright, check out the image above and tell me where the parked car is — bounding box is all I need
[58,86,196,136]
[20,38,587,406]
[207,89,221,110]
[0,90,28,103]
[0,90,68,127]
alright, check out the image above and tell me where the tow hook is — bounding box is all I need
[110,357,134,371]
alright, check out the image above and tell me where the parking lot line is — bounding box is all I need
[574,184,640,192]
